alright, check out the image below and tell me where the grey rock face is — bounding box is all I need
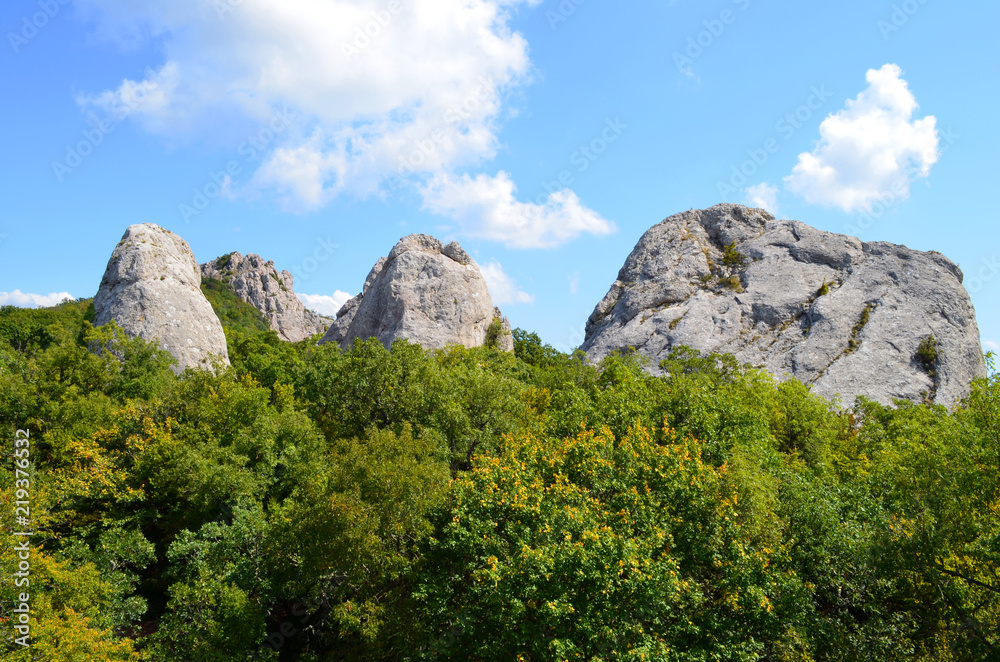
[491,307,515,353]
[93,223,229,372]
[320,234,511,351]
[583,204,986,406]
[200,252,331,342]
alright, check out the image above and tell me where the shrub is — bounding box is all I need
[483,317,503,349]
[722,241,748,274]
[917,335,939,385]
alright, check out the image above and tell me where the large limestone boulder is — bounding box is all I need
[320,234,513,351]
[93,223,229,372]
[200,252,331,342]
[582,204,986,406]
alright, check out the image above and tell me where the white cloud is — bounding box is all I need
[297,291,353,317]
[784,64,939,213]
[0,291,76,308]
[480,260,534,305]
[76,62,180,129]
[75,0,538,204]
[74,1,618,249]
[421,171,615,249]
[744,182,779,214]
[985,340,999,352]
[569,271,580,295]
[251,136,341,210]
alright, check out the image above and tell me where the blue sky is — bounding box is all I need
[2,0,998,353]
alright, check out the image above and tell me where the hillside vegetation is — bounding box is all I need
[0,301,998,661]
[200,277,272,334]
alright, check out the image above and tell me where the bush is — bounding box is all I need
[722,241,748,274]
[917,335,939,374]
[483,317,503,349]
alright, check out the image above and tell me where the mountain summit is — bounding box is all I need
[93,223,230,372]
[582,204,986,405]
[200,252,331,342]
[320,234,513,351]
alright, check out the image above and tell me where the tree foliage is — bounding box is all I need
[1,302,997,661]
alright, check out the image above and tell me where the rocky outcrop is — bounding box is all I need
[582,204,986,406]
[93,223,229,372]
[491,307,515,353]
[320,234,513,351]
[200,252,331,342]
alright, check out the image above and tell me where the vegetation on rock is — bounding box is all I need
[201,277,271,334]
[721,240,747,275]
[917,335,940,375]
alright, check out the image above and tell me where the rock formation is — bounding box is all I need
[320,234,513,351]
[491,307,515,353]
[200,252,331,342]
[93,223,229,372]
[582,204,986,406]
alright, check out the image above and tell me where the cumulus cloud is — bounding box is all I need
[0,291,76,308]
[73,0,617,248]
[74,0,537,202]
[480,260,534,305]
[744,183,779,215]
[76,62,180,128]
[297,291,353,317]
[421,171,616,249]
[784,64,939,213]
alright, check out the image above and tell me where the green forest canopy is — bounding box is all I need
[0,298,998,661]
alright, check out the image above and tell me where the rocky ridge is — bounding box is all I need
[93,223,230,372]
[200,252,331,342]
[321,234,513,351]
[582,204,986,406]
